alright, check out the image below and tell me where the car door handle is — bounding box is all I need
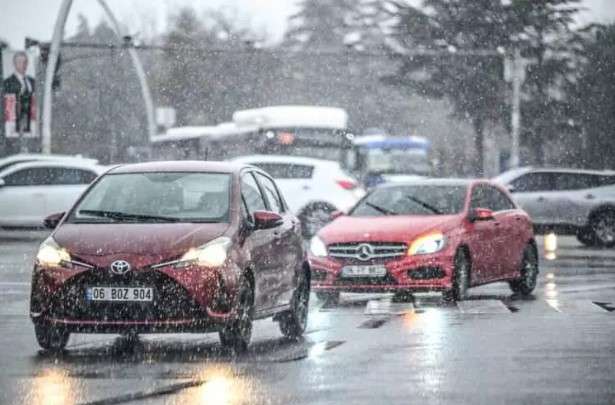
[537,196,545,202]
[302,185,311,190]
[585,193,595,200]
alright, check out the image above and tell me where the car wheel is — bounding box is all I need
[576,227,597,247]
[219,277,253,353]
[509,245,539,296]
[315,292,340,304]
[589,210,615,247]
[299,202,336,238]
[34,322,69,352]
[278,270,310,339]
[443,249,470,302]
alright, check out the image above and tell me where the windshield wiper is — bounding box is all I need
[78,210,181,223]
[365,202,398,216]
[404,196,442,214]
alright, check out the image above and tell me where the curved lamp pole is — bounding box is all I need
[41,0,156,154]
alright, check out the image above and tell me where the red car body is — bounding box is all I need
[310,179,537,297]
[30,161,309,350]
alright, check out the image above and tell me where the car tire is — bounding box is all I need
[278,270,310,339]
[443,249,470,302]
[509,244,539,296]
[34,322,69,352]
[219,277,253,353]
[576,227,597,247]
[588,210,615,247]
[315,292,340,304]
[299,202,336,238]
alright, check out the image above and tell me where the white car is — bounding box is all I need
[0,160,106,228]
[0,153,98,173]
[231,155,365,236]
[494,167,615,246]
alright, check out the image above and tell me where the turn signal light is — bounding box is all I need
[336,179,358,190]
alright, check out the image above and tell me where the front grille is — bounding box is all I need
[335,272,398,286]
[47,269,205,322]
[328,242,407,262]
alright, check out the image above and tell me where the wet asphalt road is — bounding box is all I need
[1,231,614,404]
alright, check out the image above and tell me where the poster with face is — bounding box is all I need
[2,49,38,138]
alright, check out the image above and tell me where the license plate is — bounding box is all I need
[86,287,153,302]
[341,265,386,278]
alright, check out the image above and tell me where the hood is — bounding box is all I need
[318,215,460,245]
[53,223,229,268]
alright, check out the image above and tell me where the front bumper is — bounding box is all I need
[309,250,455,293]
[30,261,241,333]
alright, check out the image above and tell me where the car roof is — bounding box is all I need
[107,160,248,174]
[0,160,106,176]
[0,153,98,165]
[230,154,340,167]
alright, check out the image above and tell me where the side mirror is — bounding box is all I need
[468,208,494,222]
[43,212,65,229]
[506,184,516,193]
[253,210,283,230]
[330,210,344,220]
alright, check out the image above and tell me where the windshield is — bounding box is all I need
[68,172,231,223]
[351,185,466,216]
[361,148,430,175]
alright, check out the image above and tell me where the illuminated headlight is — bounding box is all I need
[309,236,328,257]
[408,232,446,256]
[36,237,71,267]
[177,237,232,268]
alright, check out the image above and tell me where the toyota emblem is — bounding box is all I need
[110,260,131,275]
[356,244,374,261]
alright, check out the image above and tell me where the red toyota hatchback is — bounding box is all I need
[30,161,309,352]
[309,179,538,302]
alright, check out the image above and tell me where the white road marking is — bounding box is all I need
[364,299,414,315]
[545,299,611,313]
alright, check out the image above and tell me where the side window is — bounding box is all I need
[255,173,284,213]
[250,162,314,179]
[51,168,98,185]
[240,173,266,220]
[470,185,490,210]
[3,168,50,186]
[553,173,599,191]
[488,187,516,211]
[510,173,554,192]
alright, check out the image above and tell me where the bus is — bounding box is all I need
[349,134,432,188]
[151,105,353,162]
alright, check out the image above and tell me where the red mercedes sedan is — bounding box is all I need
[30,161,309,352]
[309,179,538,302]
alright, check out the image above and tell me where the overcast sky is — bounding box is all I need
[1,0,614,49]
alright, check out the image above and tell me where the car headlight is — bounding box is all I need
[408,232,446,256]
[177,237,232,268]
[310,236,328,257]
[37,237,71,267]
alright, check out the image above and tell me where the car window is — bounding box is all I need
[70,172,231,223]
[248,162,314,179]
[510,172,555,192]
[553,173,601,191]
[351,185,466,216]
[3,167,52,186]
[254,173,284,213]
[471,185,515,212]
[240,172,267,217]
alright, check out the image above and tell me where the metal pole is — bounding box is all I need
[510,47,522,168]
[98,0,157,142]
[42,0,73,154]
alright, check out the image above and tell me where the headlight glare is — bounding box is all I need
[310,236,328,257]
[179,237,231,268]
[36,237,71,267]
[408,232,446,256]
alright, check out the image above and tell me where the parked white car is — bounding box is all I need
[0,160,106,228]
[0,153,98,173]
[231,155,365,236]
[494,167,615,246]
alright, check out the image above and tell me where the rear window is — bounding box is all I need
[249,162,314,179]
